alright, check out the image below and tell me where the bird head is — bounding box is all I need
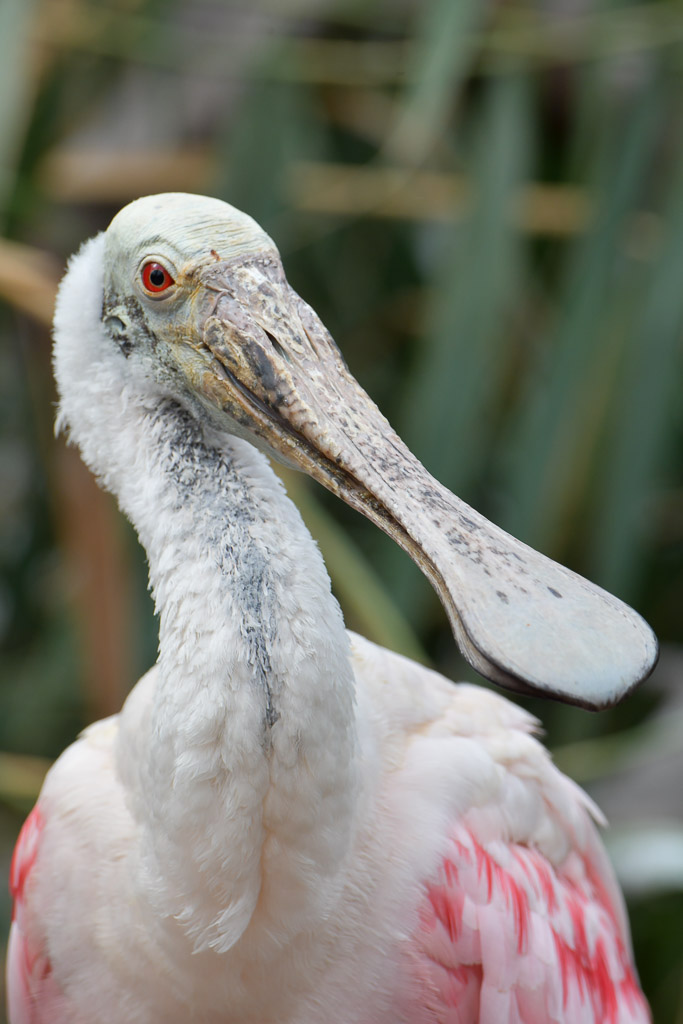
[53,192,658,709]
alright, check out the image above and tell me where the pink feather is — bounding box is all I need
[411,823,649,1023]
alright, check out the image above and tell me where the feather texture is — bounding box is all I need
[6,196,650,1023]
[8,637,650,1022]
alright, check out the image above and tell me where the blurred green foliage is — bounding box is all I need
[1,0,683,1018]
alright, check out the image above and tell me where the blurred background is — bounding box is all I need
[1,0,683,1018]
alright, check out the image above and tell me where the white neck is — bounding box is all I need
[86,393,359,954]
[53,235,359,954]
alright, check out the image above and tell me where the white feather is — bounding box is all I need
[6,197,645,1024]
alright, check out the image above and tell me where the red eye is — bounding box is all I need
[141,262,175,294]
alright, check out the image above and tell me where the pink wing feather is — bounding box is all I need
[412,822,650,1024]
[6,805,70,1024]
[6,795,650,1023]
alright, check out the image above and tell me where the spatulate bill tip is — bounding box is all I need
[451,601,659,711]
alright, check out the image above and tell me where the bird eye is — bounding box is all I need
[140,261,175,294]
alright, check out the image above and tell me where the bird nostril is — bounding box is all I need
[103,314,132,357]
[264,329,291,363]
[103,315,128,334]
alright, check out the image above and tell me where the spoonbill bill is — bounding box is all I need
[7,193,657,1023]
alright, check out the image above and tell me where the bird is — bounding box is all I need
[6,192,658,1024]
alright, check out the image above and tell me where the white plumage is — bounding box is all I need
[7,194,653,1023]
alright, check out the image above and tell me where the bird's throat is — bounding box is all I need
[114,399,359,953]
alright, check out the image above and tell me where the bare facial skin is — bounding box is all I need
[101,193,658,709]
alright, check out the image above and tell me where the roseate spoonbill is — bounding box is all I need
[7,193,657,1023]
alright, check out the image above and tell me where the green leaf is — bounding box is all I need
[385,0,484,164]
[277,468,429,665]
[403,73,531,493]
[499,77,664,557]
[0,0,39,228]
[590,120,683,598]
